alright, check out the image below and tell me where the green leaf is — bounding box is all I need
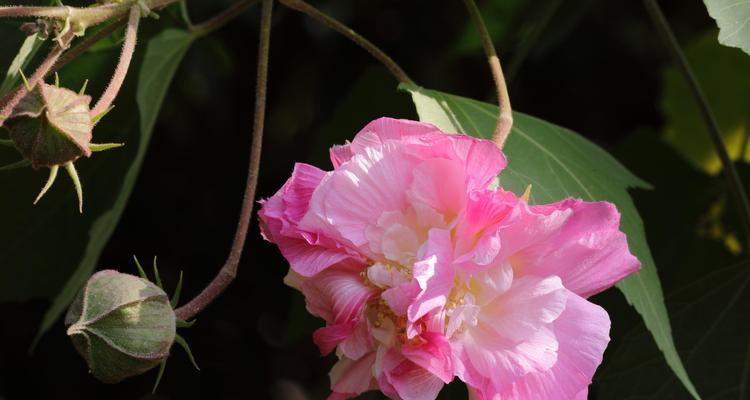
[136,29,195,135]
[27,29,195,345]
[704,0,750,55]
[401,83,700,400]
[0,33,43,98]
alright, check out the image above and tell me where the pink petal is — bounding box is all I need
[301,262,378,324]
[381,349,446,400]
[300,141,419,257]
[401,331,454,383]
[508,199,641,297]
[407,158,467,218]
[259,163,360,277]
[329,352,377,399]
[314,322,356,356]
[453,276,567,390]
[407,229,456,328]
[485,291,611,399]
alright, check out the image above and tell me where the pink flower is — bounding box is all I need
[259,117,640,400]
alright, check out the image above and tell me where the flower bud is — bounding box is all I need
[65,270,176,384]
[5,82,93,169]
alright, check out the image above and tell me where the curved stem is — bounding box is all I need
[278,0,413,85]
[174,0,273,321]
[461,0,513,149]
[192,0,260,37]
[91,6,140,117]
[0,30,74,122]
[643,0,750,252]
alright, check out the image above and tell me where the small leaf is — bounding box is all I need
[704,0,750,55]
[0,33,43,98]
[401,83,700,400]
[174,334,200,371]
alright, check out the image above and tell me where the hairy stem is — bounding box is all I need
[643,0,750,252]
[90,6,140,117]
[174,0,273,321]
[0,0,176,28]
[0,30,74,122]
[278,0,413,84]
[192,0,260,36]
[462,0,513,149]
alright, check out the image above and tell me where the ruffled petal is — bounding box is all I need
[301,262,377,324]
[329,352,377,399]
[482,291,611,400]
[300,141,419,257]
[259,163,360,276]
[380,349,446,400]
[507,199,640,297]
[453,276,567,390]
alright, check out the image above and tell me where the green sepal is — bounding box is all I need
[152,256,163,288]
[174,334,199,371]
[152,359,167,394]
[170,271,184,308]
[133,255,148,280]
[175,319,196,329]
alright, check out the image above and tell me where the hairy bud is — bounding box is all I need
[4,82,93,169]
[65,270,176,384]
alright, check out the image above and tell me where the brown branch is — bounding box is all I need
[278,0,413,85]
[191,0,260,37]
[461,0,513,149]
[174,0,273,321]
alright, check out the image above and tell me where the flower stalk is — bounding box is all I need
[461,0,513,149]
[174,0,274,321]
[90,5,140,117]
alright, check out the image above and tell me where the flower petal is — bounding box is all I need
[301,262,377,324]
[329,352,377,399]
[485,291,611,399]
[508,199,641,297]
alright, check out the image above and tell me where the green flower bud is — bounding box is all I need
[65,270,177,384]
[4,82,93,169]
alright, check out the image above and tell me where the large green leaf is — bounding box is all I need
[704,0,750,55]
[401,83,700,399]
[26,29,194,343]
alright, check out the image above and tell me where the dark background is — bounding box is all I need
[0,0,747,399]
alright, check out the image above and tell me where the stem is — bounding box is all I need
[0,18,127,111]
[174,0,273,321]
[90,6,140,117]
[192,0,260,37]
[53,18,127,74]
[0,0,177,29]
[278,0,413,84]
[0,30,74,122]
[643,0,750,252]
[462,0,513,149]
